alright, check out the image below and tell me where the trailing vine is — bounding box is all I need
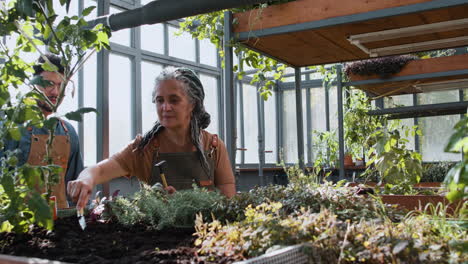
[178,2,298,100]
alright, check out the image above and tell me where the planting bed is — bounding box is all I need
[0,216,234,264]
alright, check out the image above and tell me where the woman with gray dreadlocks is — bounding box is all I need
[67,67,236,210]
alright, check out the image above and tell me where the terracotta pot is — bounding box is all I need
[344,154,354,167]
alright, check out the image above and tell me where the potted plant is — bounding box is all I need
[357,124,465,213]
[311,130,339,170]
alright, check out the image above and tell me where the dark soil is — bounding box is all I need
[0,216,236,263]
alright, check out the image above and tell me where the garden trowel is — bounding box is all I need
[77,207,86,230]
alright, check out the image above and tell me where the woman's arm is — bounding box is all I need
[217,183,236,198]
[67,158,127,209]
[213,137,236,198]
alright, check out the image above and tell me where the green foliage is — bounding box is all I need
[178,4,292,100]
[279,161,324,186]
[213,183,405,224]
[344,89,386,159]
[422,162,456,183]
[443,115,468,202]
[0,0,110,233]
[311,130,339,168]
[196,201,467,263]
[0,155,54,232]
[368,125,423,194]
[107,184,225,230]
[64,107,97,122]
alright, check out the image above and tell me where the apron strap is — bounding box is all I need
[59,119,69,133]
[208,134,218,159]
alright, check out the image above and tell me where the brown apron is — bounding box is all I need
[150,135,218,190]
[26,120,70,209]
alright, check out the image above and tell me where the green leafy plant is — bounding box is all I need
[195,200,466,263]
[106,184,225,230]
[311,130,339,168]
[178,3,299,100]
[444,115,468,202]
[344,89,386,160]
[367,125,423,194]
[213,182,405,224]
[422,162,456,183]
[0,0,109,232]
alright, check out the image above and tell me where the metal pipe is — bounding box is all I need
[306,86,312,165]
[87,0,271,31]
[224,11,236,172]
[295,68,305,169]
[277,81,284,164]
[367,101,468,119]
[238,52,245,164]
[257,84,265,186]
[336,65,345,180]
[325,83,330,132]
[96,0,110,197]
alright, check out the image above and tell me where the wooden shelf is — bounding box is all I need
[233,0,468,67]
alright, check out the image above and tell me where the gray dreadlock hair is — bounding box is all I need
[136,67,211,171]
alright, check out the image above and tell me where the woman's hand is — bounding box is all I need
[67,172,95,210]
[165,185,176,194]
[67,158,127,210]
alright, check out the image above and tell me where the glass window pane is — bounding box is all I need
[83,1,98,19]
[417,90,461,161]
[109,54,132,156]
[141,23,164,54]
[420,115,461,162]
[83,53,97,165]
[168,26,195,61]
[328,86,338,131]
[200,38,217,67]
[109,6,131,46]
[282,90,298,163]
[141,61,162,134]
[264,92,277,164]
[243,84,259,164]
[5,34,44,102]
[310,87,327,161]
[200,74,219,134]
[418,90,460,104]
[310,87,327,132]
[56,70,79,132]
[385,94,413,108]
[54,0,79,21]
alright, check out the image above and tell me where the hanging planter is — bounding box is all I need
[345,54,468,96]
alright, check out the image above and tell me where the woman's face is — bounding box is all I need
[154,79,194,130]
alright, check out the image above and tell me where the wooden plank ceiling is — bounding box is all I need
[233,0,468,67]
